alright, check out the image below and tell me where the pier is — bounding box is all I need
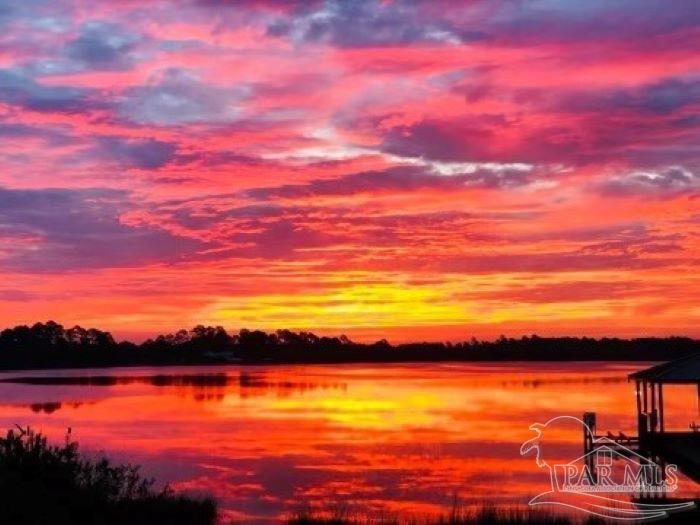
[629,354,700,483]
[584,354,700,485]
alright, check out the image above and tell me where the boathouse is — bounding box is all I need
[629,353,700,482]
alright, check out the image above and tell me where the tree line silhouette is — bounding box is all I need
[0,321,698,370]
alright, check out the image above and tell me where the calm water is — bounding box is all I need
[0,362,698,522]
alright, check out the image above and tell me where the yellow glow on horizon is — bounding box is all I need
[203,283,469,328]
[200,277,627,332]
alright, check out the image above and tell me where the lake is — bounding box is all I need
[0,362,698,522]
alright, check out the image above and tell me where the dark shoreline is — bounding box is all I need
[1,321,697,372]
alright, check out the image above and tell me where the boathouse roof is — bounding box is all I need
[629,352,700,384]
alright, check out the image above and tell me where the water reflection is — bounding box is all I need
[30,401,63,414]
[0,363,696,523]
[0,371,348,410]
[499,376,625,388]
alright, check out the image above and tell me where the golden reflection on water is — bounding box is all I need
[0,362,697,522]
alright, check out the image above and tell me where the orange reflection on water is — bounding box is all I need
[0,362,697,523]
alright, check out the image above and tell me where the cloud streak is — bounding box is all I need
[0,187,207,271]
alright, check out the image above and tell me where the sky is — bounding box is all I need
[0,0,699,342]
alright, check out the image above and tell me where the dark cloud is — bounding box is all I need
[170,203,348,258]
[64,21,140,70]
[266,0,486,47]
[626,78,700,114]
[263,0,700,49]
[0,123,42,137]
[0,187,207,272]
[0,68,96,113]
[231,218,345,258]
[97,136,177,169]
[0,0,50,30]
[598,166,700,198]
[247,165,536,200]
[170,203,286,230]
[379,118,507,162]
[0,122,71,144]
[531,77,700,116]
[378,96,700,167]
[484,0,700,45]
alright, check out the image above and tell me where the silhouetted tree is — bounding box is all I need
[0,321,699,369]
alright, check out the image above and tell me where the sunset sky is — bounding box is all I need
[1,0,699,341]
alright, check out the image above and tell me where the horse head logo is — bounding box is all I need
[521,415,592,468]
[520,415,694,521]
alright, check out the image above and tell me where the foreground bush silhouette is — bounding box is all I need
[0,427,216,525]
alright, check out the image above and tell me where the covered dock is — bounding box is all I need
[629,353,700,482]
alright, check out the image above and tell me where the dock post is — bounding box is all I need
[650,382,657,434]
[583,412,597,484]
[639,413,650,450]
[583,412,596,453]
[636,380,642,437]
[643,380,648,413]
[658,383,664,433]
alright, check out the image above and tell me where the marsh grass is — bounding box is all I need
[0,426,217,525]
[288,502,596,525]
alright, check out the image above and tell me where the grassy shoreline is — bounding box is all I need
[287,505,581,524]
[3,427,696,524]
[0,427,216,525]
